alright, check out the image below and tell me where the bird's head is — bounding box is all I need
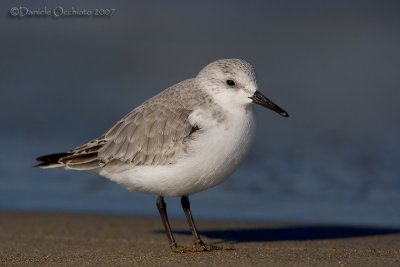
[196,59,288,117]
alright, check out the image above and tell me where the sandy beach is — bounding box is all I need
[0,212,399,266]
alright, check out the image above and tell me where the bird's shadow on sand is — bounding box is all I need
[170,225,400,242]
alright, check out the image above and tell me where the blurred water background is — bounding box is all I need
[1,0,399,227]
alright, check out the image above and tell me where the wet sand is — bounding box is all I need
[1,212,399,266]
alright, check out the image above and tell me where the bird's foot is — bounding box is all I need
[169,240,234,253]
[194,239,234,252]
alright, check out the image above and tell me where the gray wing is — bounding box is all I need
[41,79,206,170]
[97,102,196,166]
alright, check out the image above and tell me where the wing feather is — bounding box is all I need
[36,79,209,170]
[98,103,194,166]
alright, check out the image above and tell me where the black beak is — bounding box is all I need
[250,90,289,117]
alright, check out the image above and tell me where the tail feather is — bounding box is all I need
[63,153,100,170]
[35,151,101,170]
[64,160,101,170]
[36,138,106,170]
[35,152,72,168]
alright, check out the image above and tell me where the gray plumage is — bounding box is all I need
[36,79,213,170]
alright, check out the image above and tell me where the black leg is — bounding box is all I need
[156,196,177,249]
[181,196,234,252]
[181,196,204,246]
[156,196,233,252]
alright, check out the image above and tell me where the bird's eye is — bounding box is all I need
[226,79,236,87]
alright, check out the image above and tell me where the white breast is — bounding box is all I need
[100,106,255,197]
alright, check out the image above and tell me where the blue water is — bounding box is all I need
[1,1,399,227]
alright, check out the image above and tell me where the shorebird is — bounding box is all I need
[36,59,288,252]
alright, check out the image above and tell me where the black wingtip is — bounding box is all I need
[35,152,72,168]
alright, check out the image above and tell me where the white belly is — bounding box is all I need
[99,108,255,197]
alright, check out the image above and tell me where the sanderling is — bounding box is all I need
[36,59,288,252]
